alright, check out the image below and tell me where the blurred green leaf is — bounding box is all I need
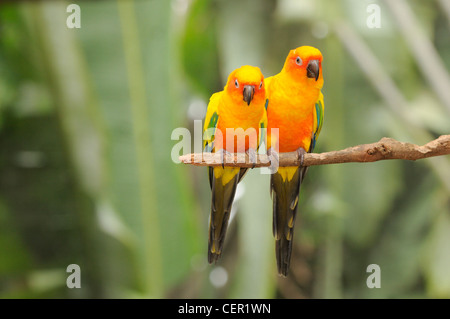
[355,174,438,298]
[79,0,202,295]
[180,0,222,98]
[422,201,450,298]
[342,161,402,247]
[0,200,31,276]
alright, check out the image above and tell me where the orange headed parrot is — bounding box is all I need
[266,46,324,276]
[203,65,268,263]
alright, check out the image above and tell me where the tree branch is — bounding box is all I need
[178,135,450,168]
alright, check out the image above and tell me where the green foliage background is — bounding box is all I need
[0,0,449,298]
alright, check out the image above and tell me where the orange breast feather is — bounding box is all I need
[268,84,316,153]
[216,114,261,153]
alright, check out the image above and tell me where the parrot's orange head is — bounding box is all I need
[226,65,265,107]
[284,46,323,88]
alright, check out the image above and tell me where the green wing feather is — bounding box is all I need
[203,92,221,152]
[310,91,324,152]
[258,104,268,150]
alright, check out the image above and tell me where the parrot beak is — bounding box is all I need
[243,85,255,106]
[306,59,320,81]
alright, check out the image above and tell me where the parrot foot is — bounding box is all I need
[267,147,279,174]
[246,148,257,169]
[296,147,307,167]
[218,149,232,169]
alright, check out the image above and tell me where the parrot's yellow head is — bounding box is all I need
[283,46,323,89]
[225,65,265,107]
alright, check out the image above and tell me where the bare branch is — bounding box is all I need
[179,135,450,168]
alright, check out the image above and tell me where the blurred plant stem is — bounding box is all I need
[117,0,163,297]
[312,27,345,300]
[305,0,345,299]
[383,0,450,114]
[437,0,450,28]
[229,173,276,298]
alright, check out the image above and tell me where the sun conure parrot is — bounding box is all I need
[265,46,324,276]
[203,65,268,263]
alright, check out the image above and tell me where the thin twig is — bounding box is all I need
[179,135,450,167]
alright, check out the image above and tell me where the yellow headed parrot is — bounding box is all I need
[266,46,324,276]
[203,65,268,263]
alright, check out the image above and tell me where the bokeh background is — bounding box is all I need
[0,0,449,299]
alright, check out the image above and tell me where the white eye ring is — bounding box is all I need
[259,81,263,89]
[235,79,239,88]
[296,56,302,66]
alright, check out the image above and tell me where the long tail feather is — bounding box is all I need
[271,167,303,277]
[208,167,240,263]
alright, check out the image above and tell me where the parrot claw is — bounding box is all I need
[268,147,279,174]
[218,149,232,169]
[246,148,257,169]
[296,147,306,167]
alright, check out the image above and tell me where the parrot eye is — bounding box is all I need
[234,79,239,88]
[296,56,302,66]
[259,81,263,89]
